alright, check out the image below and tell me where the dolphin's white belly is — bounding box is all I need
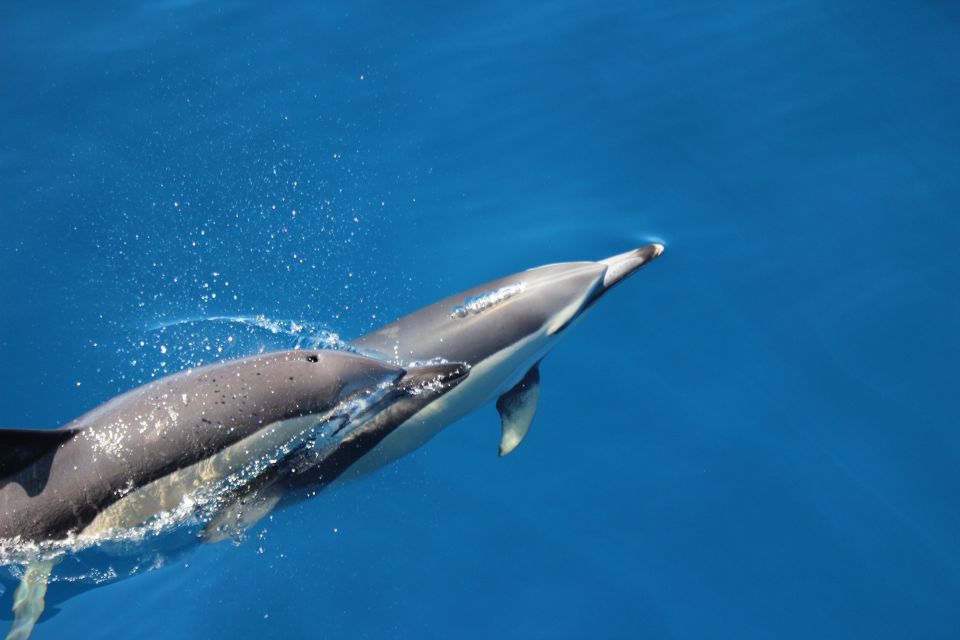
[338,330,558,481]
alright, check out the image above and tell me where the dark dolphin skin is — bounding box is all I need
[0,350,466,544]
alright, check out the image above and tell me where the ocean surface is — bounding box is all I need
[2,1,959,638]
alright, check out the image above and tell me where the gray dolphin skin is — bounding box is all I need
[342,243,664,478]
[0,349,466,640]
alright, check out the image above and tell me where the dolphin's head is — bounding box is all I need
[279,359,470,491]
[352,243,664,365]
[520,243,666,336]
[270,350,467,416]
[342,359,470,437]
[313,352,469,412]
[395,361,471,394]
[444,243,665,343]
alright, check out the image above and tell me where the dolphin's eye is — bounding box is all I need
[305,354,320,363]
[449,283,527,318]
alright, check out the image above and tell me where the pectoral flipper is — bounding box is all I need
[496,363,541,457]
[5,560,56,640]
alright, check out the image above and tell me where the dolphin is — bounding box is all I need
[0,349,467,639]
[340,243,664,478]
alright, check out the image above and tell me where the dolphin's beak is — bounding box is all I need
[598,243,665,291]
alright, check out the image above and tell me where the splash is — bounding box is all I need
[147,315,353,351]
[97,315,359,388]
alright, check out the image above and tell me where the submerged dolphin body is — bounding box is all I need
[0,350,467,639]
[340,243,665,477]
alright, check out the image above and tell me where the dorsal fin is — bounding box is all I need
[0,429,77,479]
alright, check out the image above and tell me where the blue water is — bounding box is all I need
[2,1,959,638]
